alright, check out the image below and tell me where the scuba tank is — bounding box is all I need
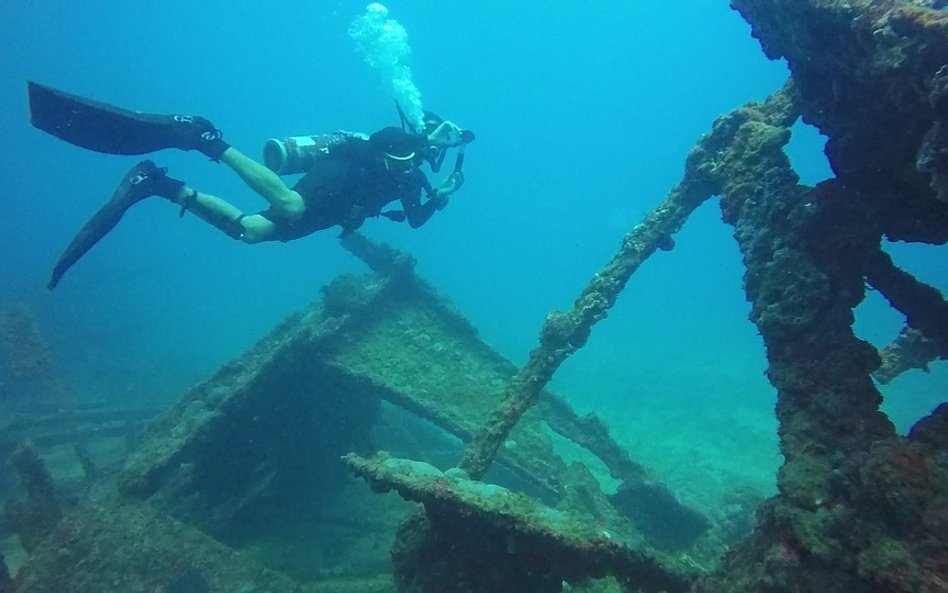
[262,131,368,175]
[264,105,475,176]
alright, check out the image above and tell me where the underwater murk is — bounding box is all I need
[1,2,947,593]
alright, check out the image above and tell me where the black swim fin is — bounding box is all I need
[48,160,183,290]
[27,81,228,158]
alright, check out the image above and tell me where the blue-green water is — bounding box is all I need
[1,1,945,512]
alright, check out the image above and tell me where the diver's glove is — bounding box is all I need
[433,172,464,211]
[427,120,465,147]
[436,171,465,196]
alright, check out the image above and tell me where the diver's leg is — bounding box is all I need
[173,187,277,244]
[48,161,276,290]
[219,148,306,220]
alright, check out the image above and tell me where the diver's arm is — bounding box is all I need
[427,121,464,147]
[402,193,444,228]
[401,177,446,228]
[435,171,464,198]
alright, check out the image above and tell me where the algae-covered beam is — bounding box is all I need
[720,0,948,505]
[346,453,697,593]
[1,406,158,456]
[338,233,698,509]
[716,116,896,510]
[341,231,417,276]
[874,325,944,384]
[689,2,948,591]
[865,248,948,358]
[457,83,799,480]
[538,396,647,481]
[694,100,908,593]
[731,0,948,243]
[457,184,710,478]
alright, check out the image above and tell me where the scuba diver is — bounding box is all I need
[26,82,473,290]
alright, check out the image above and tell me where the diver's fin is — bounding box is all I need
[48,160,183,290]
[27,81,228,159]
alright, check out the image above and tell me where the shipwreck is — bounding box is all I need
[2,1,947,592]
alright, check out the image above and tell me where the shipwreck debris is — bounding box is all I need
[875,325,943,384]
[0,552,11,593]
[608,478,710,551]
[691,2,948,591]
[346,453,698,593]
[0,401,160,460]
[115,234,701,552]
[11,492,306,593]
[4,442,62,553]
[866,248,948,362]
[1,236,708,591]
[0,305,69,407]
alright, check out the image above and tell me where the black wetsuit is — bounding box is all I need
[263,138,440,241]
